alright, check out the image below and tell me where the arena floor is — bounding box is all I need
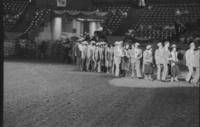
[3,60,199,127]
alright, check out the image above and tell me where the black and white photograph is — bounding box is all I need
[2,0,200,127]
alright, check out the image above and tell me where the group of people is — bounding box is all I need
[73,39,199,85]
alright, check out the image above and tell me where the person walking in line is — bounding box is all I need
[129,43,136,78]
[155,42,164,81]
[134,43,143,78]
[111,44,115,75]
[38,41,47,60]
[76,42,82,69]
[86,41,95,72]
[143,44,153,81]
[162,41,171,81]
[185,42,196,82]
[105,43,113,74]
[191,45,200,85]
[98,42,104,72]
[91,41,96,71]
[113,41,124,77]
[80,41,88,71]
[102,42,107,73]
[122,43,131,77]
[169,44,179,82]
[93,42,100,72]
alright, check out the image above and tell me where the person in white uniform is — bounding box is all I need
[86,41,95,72]
[113,41,124,77]
[191,45,200,85]
[134,43,143,78]
[185,42,196,82]
[155,42,164,81]
[162,41,171,81]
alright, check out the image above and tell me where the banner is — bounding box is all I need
[57,0,67,7]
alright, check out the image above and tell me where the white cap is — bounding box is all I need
[157,42,162,46]
[171,44,176,48]
[135,42,140,46]
[146,44,152,50]
[82,41,88,45]
[90,41,96,44]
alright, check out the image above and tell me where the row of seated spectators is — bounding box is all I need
[140,4,200,25]
[147,0,198,4]
[97,4,130,34]
[92,0,132,4]
[131,24,176,40]
[130,3,200,40]
[3,0,29,13]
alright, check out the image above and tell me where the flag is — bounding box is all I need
[57,0,67,7]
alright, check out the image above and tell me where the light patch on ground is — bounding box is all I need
[109,78,199,88]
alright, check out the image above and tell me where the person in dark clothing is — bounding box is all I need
[38,41,47,60]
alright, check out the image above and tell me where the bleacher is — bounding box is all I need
[132,3,200,40]
[23,9,51,34]
[3,0,29,13]
[97,4,131,34]
[3,0,29,31]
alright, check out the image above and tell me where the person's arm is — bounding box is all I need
[137,49,143,59]
[155,50,158,64]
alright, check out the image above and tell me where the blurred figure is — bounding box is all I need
[113,41,124,77]
[134,43,143,78]
[105,43,113,74]
[191,46,200,85]
[185,42,196,82]
[121,43,131,77]
[38,41,47,60]
[86,41,95,72]
[143,44,153,80]
[111,44,115,75]
[155,42,164,81]
[97,42,104,72]
[93,42,100,72]
[129,43,136,78]
[169,44,179,82]
[139,0,146,7]
[162,41,171,81]
[80,41,88,71]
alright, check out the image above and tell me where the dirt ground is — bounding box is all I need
[3,60,199,127]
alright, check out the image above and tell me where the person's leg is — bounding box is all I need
[115,63,119,77]
[106,61,109,73]
[156,64,161,80]
[112,61,115,75]
[80,59,83,71]
[162,63,168,81]
[175,65,179,81]
[86,58,90,72]
[171,65,175,82]
[97,61,101,72]
[131,63,135,78]
[186,65,194,82]
[192,67,200,84]
[135,61,142,78]
[144,74,148,80]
